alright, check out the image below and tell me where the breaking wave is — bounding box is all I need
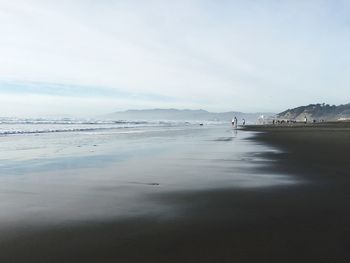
[0,118,213,136]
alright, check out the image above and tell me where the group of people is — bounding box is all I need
[231,117,245,128]
[272,115,317,125]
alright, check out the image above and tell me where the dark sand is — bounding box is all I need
[1,125,350,262]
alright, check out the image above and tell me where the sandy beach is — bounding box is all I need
[3,0,350,261]
[0,124,350,262]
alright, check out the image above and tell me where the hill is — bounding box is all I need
[277,103,350,121]
[102,109,274,123]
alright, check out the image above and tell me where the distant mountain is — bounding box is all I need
[102,109,274,123]
[277,103,350,121]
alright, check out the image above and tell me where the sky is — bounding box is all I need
[1,0,350,117]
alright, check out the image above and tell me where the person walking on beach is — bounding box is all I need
[234,116,238,128]
[231,117,235,127]
[242,118,246,126]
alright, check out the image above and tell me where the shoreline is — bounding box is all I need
[1,126,350,262]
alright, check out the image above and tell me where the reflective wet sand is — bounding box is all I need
[2,126,347,262]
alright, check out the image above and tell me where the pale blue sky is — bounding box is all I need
[1,0,350,116]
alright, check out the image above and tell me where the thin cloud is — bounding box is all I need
[1,0,350,116]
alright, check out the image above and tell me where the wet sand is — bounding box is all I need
[1,125,350,262]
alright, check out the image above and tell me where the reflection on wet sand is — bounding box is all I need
[0,126,302,262]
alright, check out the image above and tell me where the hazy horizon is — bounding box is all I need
[0,107,275,119]
[1,1,350,116]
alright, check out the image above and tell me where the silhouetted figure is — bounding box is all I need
[242,118,246,126]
